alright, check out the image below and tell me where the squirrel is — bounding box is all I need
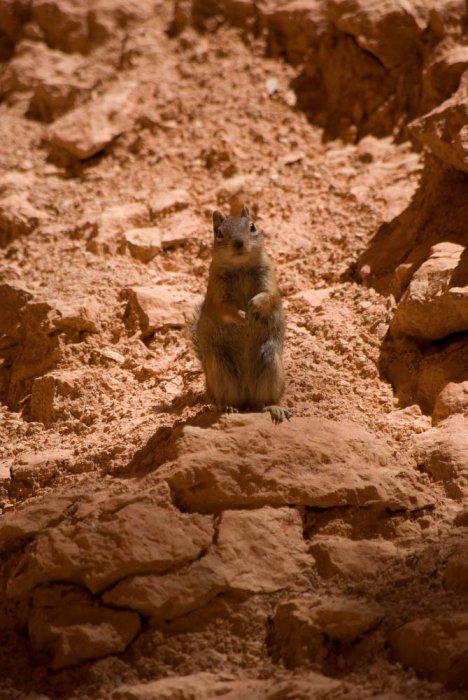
[192,206,291,424]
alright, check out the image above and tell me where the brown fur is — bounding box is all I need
[193,207,291,423]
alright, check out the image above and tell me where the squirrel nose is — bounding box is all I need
[233,239,244,251]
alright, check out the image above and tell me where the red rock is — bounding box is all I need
[310,536,398,580]
[52,298,101,333]
[30,369,87,426]
[0,283,33,338]
[433,380,468,423]
[0,492,78,552]
[262,0,327,66]
[87,203,149,254]
[413,416,468,499]
[0,40,100,121]
[0,0,29,44]
[270,595,383,667]
[159,210,199,249]
[410,72,468,174]
[327,0,428,71]
[29,584,141,669]
[0,462,11,480]
[149,189,191,218]
[104,506,310,619]
[111,671,342,700]
[124,211,199,260]
[11,448,74,485]
[158,414,433,513]
[31,0,94,53]
[122,284,199,337]
[124,228,161,263]
[390,614,468,689]
[444,543,468,593]
[7,486,213,598]
[0,193,48,246]
[48,80,140,159]
[391,242,468,340]
[423,45,468,108]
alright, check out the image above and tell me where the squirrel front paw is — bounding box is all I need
[248,292,271,319]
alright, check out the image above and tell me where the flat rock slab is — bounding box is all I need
[7,486,213,599]
[158,414,433,513]
[110,670,342,700]
[104,507,311,619]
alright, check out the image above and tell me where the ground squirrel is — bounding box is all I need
[193,206,291,423]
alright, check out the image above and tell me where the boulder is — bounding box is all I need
[423,45,468,109]
[390,614,468,689]
[416,336,468,413]
[86,203,149,254]
[328,0,428,71]
[104,507,311,618]
[122,284,199,337]
[0,491,79,552]
[410,71,468,174]
[0,0,29,45]
[0,284,101,409]
[48,80,140,159]
[30,369,89,426]
[0,283,34,337]
[390,242,468,340]
[270,595,383,667]
[0,40,106,120]
[30,0,153,54]
[310,536,399,580]
[413,415,468,498]
[31,0,95,53]
[262,0,327,66]
[156,414,433,513]
[444,541,468,593]
[124,211,199,260]
[0,192,48,246]
[433,380,468,423]
[52,298,100,333]
[7,487,213,598]
[29,584,141,669]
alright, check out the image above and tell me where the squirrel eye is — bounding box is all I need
[250,222,257,233]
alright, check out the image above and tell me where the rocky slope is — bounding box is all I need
[0,1,467,698]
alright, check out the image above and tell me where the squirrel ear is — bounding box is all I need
[241,206,250,218]
[213,210,225,232]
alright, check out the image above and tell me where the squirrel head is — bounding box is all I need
[211,206,264,265]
